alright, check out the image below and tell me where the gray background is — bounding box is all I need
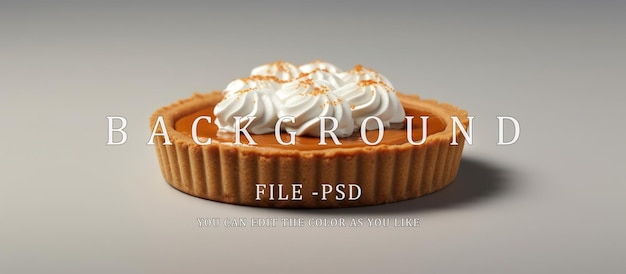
[1,0,625,273]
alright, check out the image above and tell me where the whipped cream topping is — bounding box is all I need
[296,69,345,90]
[275,78,321,102]
[334,80,405,130]
[214,88,280,134]
[222,75,282,98]
[250,61,300,82]
[214,60,406,138]
[338,64,394,89]
[277,79,354,138]
[299,60,342,74]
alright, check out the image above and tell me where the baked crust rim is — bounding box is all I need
[149,91,469,208]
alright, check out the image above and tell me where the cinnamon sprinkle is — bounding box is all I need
[357,79,396,93]
[307,85,330,96]
[297,78,315,89]
[240,74,286,84]
[262,61,298,80]
[297,68,330,79]
[352,64,364,72]
[357,79,379,87]
[235,87,255,95]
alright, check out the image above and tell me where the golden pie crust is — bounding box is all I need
[150,91,468,208]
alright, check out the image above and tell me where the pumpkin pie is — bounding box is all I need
[150,61,469,208]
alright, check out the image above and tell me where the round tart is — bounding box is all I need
[149,61,469,208]
[150,93,468,208]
